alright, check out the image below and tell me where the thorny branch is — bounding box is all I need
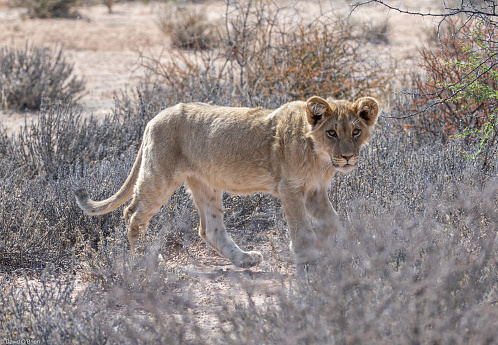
[350,0,498,21]
[386,54,498,120]
[350,0,498,119]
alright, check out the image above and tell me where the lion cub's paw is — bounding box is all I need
[234,251,263,268]
[297,261,319,281]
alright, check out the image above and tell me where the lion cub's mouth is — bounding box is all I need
[331,158,357,173]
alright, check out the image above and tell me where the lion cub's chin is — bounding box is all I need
[335,165,356,174]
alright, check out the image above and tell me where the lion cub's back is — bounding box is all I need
[156,102,275,151]
[147,103,278,192]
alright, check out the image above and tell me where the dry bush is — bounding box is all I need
[1,85,167,180]
[0,270,97,342]
[102,0,115,13]
[360,17,391,45]
[236,21,386,100]
[157,3,219,50]
[0,43,85,111]
[142,0,393,107]
[21,0,81,18]
[221,184,498,344]
[409,18,498,142]
[0,88,165,271]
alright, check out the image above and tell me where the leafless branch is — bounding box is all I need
[351,0,498,20]
[384,52,498,119]
[351,0,498,119]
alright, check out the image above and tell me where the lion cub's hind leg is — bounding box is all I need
[124,175,178,253]
[186,177,263,268]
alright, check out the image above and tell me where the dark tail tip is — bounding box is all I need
[74,188,89,202]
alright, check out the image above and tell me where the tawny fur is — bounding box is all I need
[75,96,379,270]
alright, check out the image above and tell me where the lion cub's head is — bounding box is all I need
[306,96,379,173]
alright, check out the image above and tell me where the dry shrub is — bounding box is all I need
[21,0,80,18]
[0,43,85,111]
[102,0,115,13]
[142,0,393,107]
[157,3,219,50]
[360,17,391,45]
[0,88,165,271]
[238,22,387,100]
[409,18,498,141]
[221,184,498,345]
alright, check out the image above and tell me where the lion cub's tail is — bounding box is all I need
[74,143,143,216]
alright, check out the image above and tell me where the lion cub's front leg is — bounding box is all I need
[278,181,321,273]
[187,178,263,268]
[305,188,340,248]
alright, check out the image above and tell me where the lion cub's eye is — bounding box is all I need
[326,130,338,138]
[352,128,361,137]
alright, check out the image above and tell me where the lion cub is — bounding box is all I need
[75,96,379,272]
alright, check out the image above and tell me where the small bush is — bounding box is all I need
[157,3,219,50]
[360,17,391,45]
[0,87,167,271]
[21,0,80,18]
[409,19,498,145]
[102,0,115,13]
[0,43,85,111]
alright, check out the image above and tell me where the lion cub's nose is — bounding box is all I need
[341,154,353,162]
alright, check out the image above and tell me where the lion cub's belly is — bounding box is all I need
[193,164,276,195]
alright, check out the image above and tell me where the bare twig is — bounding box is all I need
[351,0,497,119]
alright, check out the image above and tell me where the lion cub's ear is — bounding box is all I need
[352,97,380,127]
[306,96,332,126]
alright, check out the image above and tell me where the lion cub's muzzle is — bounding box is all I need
[332,155,359,173]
